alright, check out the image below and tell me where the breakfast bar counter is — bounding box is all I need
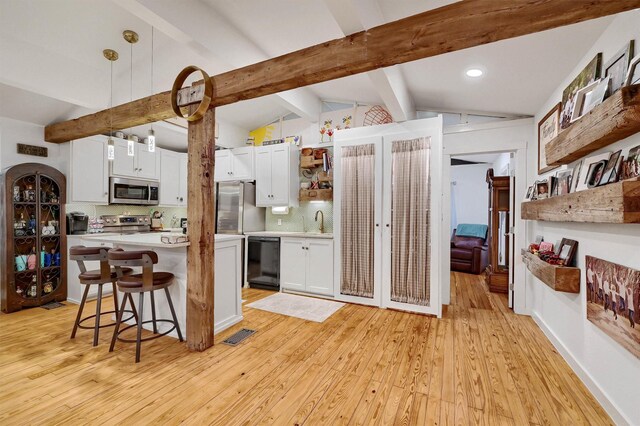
[79,233,244,338]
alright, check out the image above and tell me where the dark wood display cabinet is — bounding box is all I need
[485,168,510,293]
[1,163,67,313]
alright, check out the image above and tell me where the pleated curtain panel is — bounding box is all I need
[390,138,431,306]
[340,144,376,298]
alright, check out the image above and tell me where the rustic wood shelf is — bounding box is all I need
[521,178,640,223]
[521,250,580,293]
[300,156,325,169]
[299,189,333,202]
[546,84,640,166]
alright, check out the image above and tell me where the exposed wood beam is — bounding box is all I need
[186,105,216,351]
[45,0,640,142]
[323,0,416,121]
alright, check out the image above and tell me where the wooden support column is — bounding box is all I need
[186,105,216,351]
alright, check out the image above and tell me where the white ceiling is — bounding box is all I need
[0,0,619,150]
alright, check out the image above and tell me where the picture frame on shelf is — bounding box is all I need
[586,160,608,188]
[621,145,640,180]
[549,175,558,197]
[570,160,583,193]
[558,238,578,266]
[535,180,549,199]
[556,170,572,196]
[534,235,544,245]
[561,53,602,129]
[575,152,611,192]
[623,53,640,86]
[599,150,622,185]
[525,185,535,201]
[570,77,609,123]
[604,40,634,96]
[537,103,561,174]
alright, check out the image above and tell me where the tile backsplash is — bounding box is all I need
[65,203,187,228]
[266,201,333,233]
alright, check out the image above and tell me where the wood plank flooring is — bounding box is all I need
[0,273,612,425]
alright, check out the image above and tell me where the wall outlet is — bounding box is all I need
[278,219,282,226]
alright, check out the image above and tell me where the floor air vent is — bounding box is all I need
[222,328,256,346]
[41,302,65,310]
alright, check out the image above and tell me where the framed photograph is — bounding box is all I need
[556,170,572,196]
[570,77,609,123]
[549,176,558,197]
[570,160,583,193]
[558,238,578,266]
[621,145,640,180]
[535,180,549,199]
[539,241,554,252]
[623,53,640,86]
[604,41,634,96]
[534,235,544,245]
[586,160,608,188]
[561,53,602,129]
[599,150,622,185]
[576,152,611,192]
[586,256,640,359]
[525,185,535,201]
[538,103,561,174]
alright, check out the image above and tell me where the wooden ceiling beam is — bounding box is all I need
[44,0,640,143]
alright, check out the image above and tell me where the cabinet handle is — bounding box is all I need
[375,223,380,227]
[180,197,183,202]
[386,224,390,227]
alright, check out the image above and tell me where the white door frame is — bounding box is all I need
[441,118,532,315]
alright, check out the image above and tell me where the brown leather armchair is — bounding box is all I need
[450,229,489,275]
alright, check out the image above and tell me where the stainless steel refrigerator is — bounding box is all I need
[215,181,265,235]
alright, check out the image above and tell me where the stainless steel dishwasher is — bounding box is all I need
[246,236,280,290]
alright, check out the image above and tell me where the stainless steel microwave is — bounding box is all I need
[109,177,159,205]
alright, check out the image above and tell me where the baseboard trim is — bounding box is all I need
[531,311,629,425]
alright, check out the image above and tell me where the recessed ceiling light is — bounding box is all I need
[466,68,484,78]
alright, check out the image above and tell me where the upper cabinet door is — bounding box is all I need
[254,146,272,206]
[231,147,254,180]
[179,153,188,206]
[159,149,181,206]
[136,143,160,180]
[270,144,289,205]
[111,139,136,177]
[215,150,233,181]
[70,138,109,204]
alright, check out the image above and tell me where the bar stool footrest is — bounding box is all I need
[116,319,178,343]
[77,310,135,330]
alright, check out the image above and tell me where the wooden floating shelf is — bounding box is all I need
[546,84,640,166]
[299,188,333,202]
[521,178,640,223]
[521,250,580,293]
[300,156,325,169]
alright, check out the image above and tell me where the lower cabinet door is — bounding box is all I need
[280,238,306,292]
[305,239,334,296]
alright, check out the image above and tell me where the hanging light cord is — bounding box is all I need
[110,59,113,136]
[129,41,133,136]
[150,26,154,132]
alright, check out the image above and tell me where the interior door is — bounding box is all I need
[270,144,289,205]
[381,121,443,316]
[254,147,272,206]
[508,154,516,309]
[333,136,383,307]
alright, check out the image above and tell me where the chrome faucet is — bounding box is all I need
[315,210,324,234]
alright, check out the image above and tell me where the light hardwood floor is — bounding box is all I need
[0,272,612,425]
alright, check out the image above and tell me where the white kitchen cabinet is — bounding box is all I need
[254,144,299,207]
[66,237,113,304]
[159,149,188,207]
[214,147,255,182]
[69,137,109,204]
[111,138,160,180]
[280,237,333,296]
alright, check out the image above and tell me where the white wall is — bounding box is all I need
[450,163,490,232]
[526,11,640,425]
[0,117,69,172]
[492,152,511,176]
[217,119,252,149]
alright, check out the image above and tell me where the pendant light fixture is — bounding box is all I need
[147,26,156,152]
[123,30,139,157]
[103,48,119,161]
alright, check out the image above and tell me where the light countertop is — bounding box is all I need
[78,232,243,249]
[244,231,333,239]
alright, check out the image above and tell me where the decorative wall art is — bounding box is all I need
[538,103,561,174]
[623,53,640,86]
[561,53,602,129]
[604,40,634,96]
[585,256,640,359]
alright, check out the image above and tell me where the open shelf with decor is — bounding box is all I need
[521,250,580,293]
[299,147,333,202]
[521,177,640,223]
[546,84,640,166]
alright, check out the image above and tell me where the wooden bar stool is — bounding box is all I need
[108,249,183,363]
[69,246,136,346]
